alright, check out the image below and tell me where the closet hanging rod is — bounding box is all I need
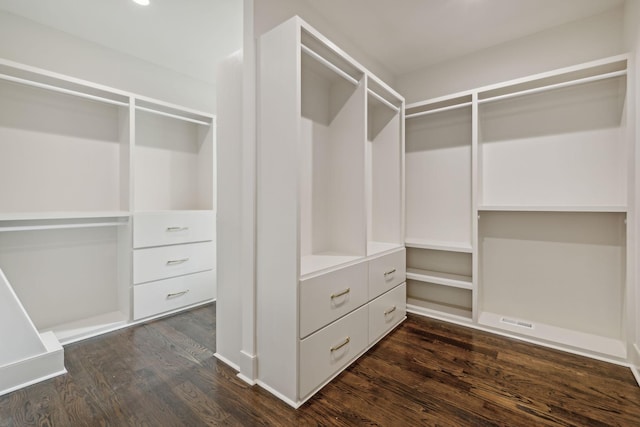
[135,105,211,126]
[300,44,359,86]
[405,102,472,119]
[478,69,627,104]
[0,221,127,233]
[367,88,400,112]
[0,72,129,107]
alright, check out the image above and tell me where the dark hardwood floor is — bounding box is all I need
[1,304,639,426]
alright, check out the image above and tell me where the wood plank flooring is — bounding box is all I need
[1,304,639,426]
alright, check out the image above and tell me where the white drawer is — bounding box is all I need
[133,270,215,320]
[133,241,215,285]
[134,211,215,248]
[299,262,368,338]
[368,249,406,299]
[299,304,368,399]
[369,283,406,345]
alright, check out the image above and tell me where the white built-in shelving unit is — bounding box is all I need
[255,16,406,407]
[405,54,630,361]
[405,93,474,322]
[0,58,216,396]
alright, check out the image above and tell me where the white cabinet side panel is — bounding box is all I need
[215,52,243,366]
[0,267,46,366]
[256,19,300,402]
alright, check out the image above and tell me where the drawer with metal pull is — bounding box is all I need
[299,261,368,338]
[298,304,368,399]
[368,248,406,299]
[133,241,215,284]
[368,283,406,345]
[133,211,214,249]
[132,270,215,320]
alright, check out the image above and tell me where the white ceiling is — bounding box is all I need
[0,0,624,81]
[305,0,624,76]
[0,0,243,84]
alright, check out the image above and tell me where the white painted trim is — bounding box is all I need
[214,352,240,372]
[236,373,256,386]
[239,0,258,384]
[256,380,302,408]
[238,349,257,382]
[631,364,640,387]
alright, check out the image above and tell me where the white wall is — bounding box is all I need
[0,10,216,113]
[396,6,625,103]
[253,0,394,84]
[624,0,640,372]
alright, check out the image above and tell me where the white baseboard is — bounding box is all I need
[238,349,257,384]
[214,352,240,371]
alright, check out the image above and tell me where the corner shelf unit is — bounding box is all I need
[405,54,630,361]
[0,58,216,395]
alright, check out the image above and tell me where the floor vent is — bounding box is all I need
[500,317,534,329]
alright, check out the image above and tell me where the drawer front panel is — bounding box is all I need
[299,304,368,399]
[299,262,368,338]
[368,249,406,298]
[369,283,406,345]
[133,270,215,320]
[133,241,215,285]
[134,211,215,248]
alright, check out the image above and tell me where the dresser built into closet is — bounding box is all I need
[256,17,406,407]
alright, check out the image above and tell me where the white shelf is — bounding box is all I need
[478,205,627,213]
[407,300,472,322]
[404,238,472,253]
[0,211,130,221]
[367,241,404,257]
[478,311,626,359]
[406,268,472,290]
[45,311,128,345]
[300,253,363,278]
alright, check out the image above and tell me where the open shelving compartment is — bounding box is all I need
[404,94,474,321]
[477,56,627,211]
[299,29,367,277]
[477,211,627,359]
[0,59,132,345]
[406,248,473,321]
[366,77,404,257]
[475,55,629,359]
[134,98,215,213]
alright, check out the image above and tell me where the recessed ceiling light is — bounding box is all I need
[133,0,150,5]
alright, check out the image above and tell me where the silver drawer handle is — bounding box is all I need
[330,336,350,352]
[384,305,397,316]
[384,268,396,277]
[166,226,189,232]
[167,290,190,298]
[330,288,350,299]
[166,258,189,266]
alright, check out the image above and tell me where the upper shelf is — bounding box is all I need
[0,58,129,107]
[405,94,472,119]
[478,56,627,104]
